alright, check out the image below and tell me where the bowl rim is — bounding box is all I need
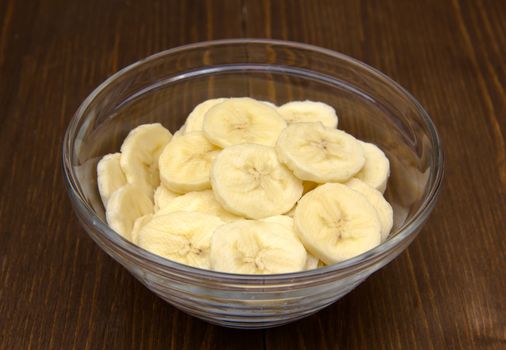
[62,38,444,282]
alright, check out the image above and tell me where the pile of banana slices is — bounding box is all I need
[97,97,392,274]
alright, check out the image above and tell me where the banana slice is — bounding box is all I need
[346,179,393,241]
[137,212,224,269]
[203,97,287,147]
[159,131,221,193]
[294,183,381,264]
[130,214,153,244]
[120,123,172,198]
[97,153,127,206]
[210,220,307,274]
[184,98,227,133]
[155,190,240,222]
[354,141,390,193]
[106,184,154,241]
[276,122,365,183]
[211,143,303,219]
[277,100,338,128]
[153,185,179,212]
[261,215,321,270]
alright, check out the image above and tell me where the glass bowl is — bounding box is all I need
[62,39,443,329]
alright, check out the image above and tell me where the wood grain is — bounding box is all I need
[0,0,505,349]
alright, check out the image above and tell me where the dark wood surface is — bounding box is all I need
[1,0,505,348]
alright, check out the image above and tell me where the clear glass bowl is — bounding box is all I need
[62,39,444,329]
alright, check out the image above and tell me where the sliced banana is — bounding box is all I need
[153,185,179,212]
[97,153,127,206]
[184,98,227,133]
[354,141,390,193]
[346,179,393,241]
[130,214,153,244]
[203,97,287,147]
[137,211,224,269]
[211,143,303,219]
[120,123,172,198]
[159,131,221,193]
[261,215,320,270]
[276,122,365,183]
[155,190,240,222]
[294,183,381,264]
[210,220,307,274]
[106,184,154,241]
[277,100,338,128]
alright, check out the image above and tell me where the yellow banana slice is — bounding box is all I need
[97,153,127,206]
[210,220,307,274]
[137,211,224,269]
[153,185,179,212]
[261,215,321,270]
[159,131,220,193]
[354,141,390,193]
[130,214,153,244]
[155,190,240,222]
[210,143,303,219]
[203,97,286,147]
[294,183,381,264]
[184,98,227,133]
[120,123,172,198]
[277,100,338,128]
[346,178,393,241]
[105,184,154,241]
[276,122,365,183]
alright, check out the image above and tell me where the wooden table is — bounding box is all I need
[1,0,505,348]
